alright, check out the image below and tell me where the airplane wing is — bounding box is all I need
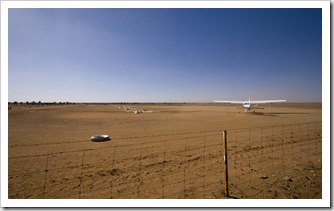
[212,100,245,104]
[213,100,287,104]
[250,100,287,104]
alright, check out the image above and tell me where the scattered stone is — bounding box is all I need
[283,176,292,182]
[260,175,268,179]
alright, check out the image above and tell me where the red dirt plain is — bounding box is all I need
[8,103,322,199]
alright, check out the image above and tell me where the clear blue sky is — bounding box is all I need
[8,8,322,103]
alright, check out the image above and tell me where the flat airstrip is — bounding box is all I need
[8,103,321,150]
[8,103,322,199]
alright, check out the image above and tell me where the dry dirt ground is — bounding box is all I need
[8,103,322,199]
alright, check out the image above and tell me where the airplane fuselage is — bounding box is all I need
[243,102,251,111]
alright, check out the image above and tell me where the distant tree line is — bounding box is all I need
[8,101,76,105]
[8,102,200,106]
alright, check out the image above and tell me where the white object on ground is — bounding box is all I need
[91,135,110,142]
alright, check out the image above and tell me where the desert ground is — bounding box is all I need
[8,103,322,199]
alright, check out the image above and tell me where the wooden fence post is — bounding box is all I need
[223,130,229,198]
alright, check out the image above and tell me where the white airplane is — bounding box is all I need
[213,99,287,112]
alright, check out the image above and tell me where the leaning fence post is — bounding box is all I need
[223,130,229,198]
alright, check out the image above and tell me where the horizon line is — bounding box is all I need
[8,101,322,104]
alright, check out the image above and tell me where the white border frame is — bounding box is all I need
[1,0,330,208]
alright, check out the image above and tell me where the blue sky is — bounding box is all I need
[8,8,322,102]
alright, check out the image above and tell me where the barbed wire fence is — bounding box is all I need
[227,121,322,199]
[8,121,322,199]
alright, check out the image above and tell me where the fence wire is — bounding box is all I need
[227,121,322,199]
[8,122,321,199]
